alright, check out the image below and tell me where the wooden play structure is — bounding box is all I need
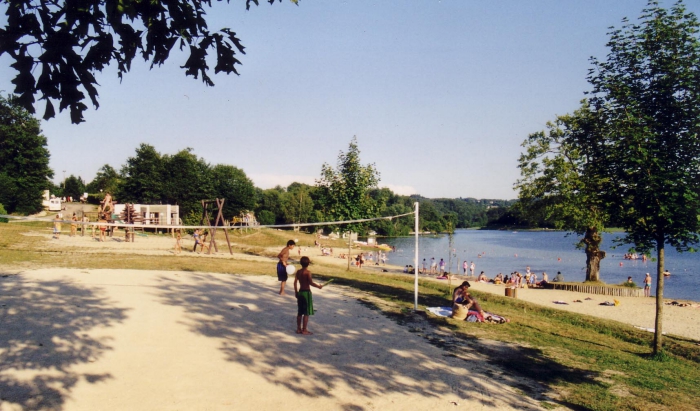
[98,193,114,216]
[230,211,259,233]
[200,199,233,255]
[120,204,143,242]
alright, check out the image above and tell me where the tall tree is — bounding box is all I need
[316,136,380,234]
[118,144,166,204]
[210,164,256,219]
[0,0,297,123]
[255,187,285,225]
[316,137,380,269]
[161,148,213,217]
[0,95,53,214]
[516,103,610,282]
[63,174,86,200]
[86,164,121,194]
[282,183,315,225]
[587,0,700,354]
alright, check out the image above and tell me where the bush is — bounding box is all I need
[87,193,103,205]
[257,210,275,226]
[182,210,200,234]
[0,203,7,223]
[620,281,638,288]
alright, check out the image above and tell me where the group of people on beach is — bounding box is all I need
[277,240,324,335]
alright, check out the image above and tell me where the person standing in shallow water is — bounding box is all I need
[277,240,296,295]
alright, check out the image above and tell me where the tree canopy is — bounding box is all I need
[586,0,700,354]
[0,94,53,214]
[0,0,296,123]
[516,102,610,282]
[315,136,381,234]
[517,0,700,355]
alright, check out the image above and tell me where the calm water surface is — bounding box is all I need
[382,230,699,302]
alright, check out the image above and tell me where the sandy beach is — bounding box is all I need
[1,268,548,411]
[2,231,699,410]
[464,280,700,341]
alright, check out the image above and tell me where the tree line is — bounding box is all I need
[0,107,510,233]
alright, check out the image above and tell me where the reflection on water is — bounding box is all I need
[383,230,699,302]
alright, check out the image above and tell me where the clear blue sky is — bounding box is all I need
[2,0,698,199]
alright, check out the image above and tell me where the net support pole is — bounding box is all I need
[414,201,419,311]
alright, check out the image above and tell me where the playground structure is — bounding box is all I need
[120,204,143,242]
[98,193,114,218]
[200,199,233,255]
[230,211,259,233]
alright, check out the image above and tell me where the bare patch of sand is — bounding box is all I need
[0,269,553,410]
[464,280,700,341]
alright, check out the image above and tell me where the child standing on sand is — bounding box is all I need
[53,214,61,239]
[174,230,182,254]
[277,240,296,295]
[294,256,323,335]
[70,213,77,237]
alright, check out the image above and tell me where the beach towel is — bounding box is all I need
[426,307,453,317]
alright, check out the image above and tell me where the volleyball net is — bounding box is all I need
[0,211,415,231]
[0,202,420,311]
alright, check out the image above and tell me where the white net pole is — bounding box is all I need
[414,201,419,311]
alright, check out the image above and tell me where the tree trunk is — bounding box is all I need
[584,226,606,282]
[653,241,665,355]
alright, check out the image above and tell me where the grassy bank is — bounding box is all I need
[1,223,698,410]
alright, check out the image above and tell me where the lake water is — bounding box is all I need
[381,230,700,302]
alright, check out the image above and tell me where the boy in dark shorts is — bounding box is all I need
[277,240,296,295]
[294,256,323,335]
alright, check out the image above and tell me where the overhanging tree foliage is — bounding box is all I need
[0,94,53,214]
[586,0,700,354]
[516,103,610,282]
[0,0,297,123]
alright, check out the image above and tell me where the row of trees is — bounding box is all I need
[0,103,507,234]
[515,1,700,355]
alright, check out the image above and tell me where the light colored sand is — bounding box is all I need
[1,268,549,411]
[463,280,700,341]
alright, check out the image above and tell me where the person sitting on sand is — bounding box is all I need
[451,281,485,320]
[478,271,488,282]
[553,271,564,282]
[503,274,510,284]
[537,272,549,287]
[494,273,504,284]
